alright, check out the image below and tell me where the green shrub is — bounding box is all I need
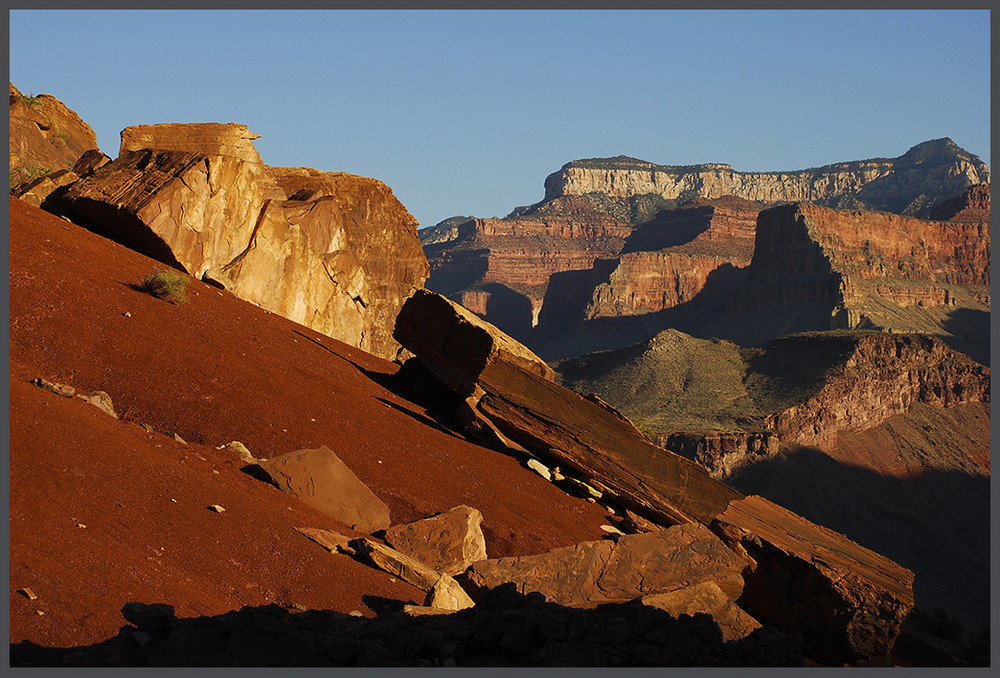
[9,164,52,193]
[139,268,189,304]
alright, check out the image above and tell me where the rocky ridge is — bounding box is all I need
[541,140,989,217]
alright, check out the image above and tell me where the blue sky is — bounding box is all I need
[9,9,991,228]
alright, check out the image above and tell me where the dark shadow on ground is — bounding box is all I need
[9,586,805,667]
[728,445,990,631]
[941,307,990,366]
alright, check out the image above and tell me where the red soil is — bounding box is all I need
[8,196,610,652]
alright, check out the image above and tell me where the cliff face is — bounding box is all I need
[726,201,990,359]
[52,123,428,359]
[542,139,989,217]
[581,197,761,320]
[422,198,633,343]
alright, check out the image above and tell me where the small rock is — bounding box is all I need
[18,587,37,601]
[290,603,307,611]
[123,312,131,318]
[31,378,75,398]
[425,574,475,611]
[35,610,44,616]
[218,440,260,463]
[76,391,117,419]
[550,466,565,481]
[526,458,551,481]
[171,433,187,444]
[208,505,226,513]
[600,524,624,539]
[75,523,87,529]
[349,610,364,617]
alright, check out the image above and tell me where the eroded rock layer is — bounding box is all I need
[543,139,989,217]
[9,83,99,190]
[53,123,428,359]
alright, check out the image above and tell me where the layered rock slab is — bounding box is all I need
[256,446,390,533]
[711,495,916,664]
[463,523,749,607]
[55,123,428,359]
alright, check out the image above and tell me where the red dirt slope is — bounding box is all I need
[8,196,610,652]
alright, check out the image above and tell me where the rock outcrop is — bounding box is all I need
[9,83,99,191]
[395,290,916,663]
[557,328,989,470]
[256,446,391,533]
[52,123,428,359]
[712,495,915,664]
[542,139,989,217]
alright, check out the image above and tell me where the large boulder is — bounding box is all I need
[256,446,390,533]
[463,522,749,607]
[55,122,428,359]
[383,505,488,575]
[710,495,915,664]
[394,288,556,396]
[9,83,99,191]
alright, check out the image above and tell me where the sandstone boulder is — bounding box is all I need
[256,446,390,533]
[394,289,555,397]
[463,522,749,607]
[710,495,915,664]
[76,390,117,419]
[55,123,428,359]
[383,505,487,576]
[9,83,99,191]
[425,573,475,611]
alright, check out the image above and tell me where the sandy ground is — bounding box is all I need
[8,196,612,653]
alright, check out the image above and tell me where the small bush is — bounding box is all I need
[9,164,52,193]
[139,268,189,304]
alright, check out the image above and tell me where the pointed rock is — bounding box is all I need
[76,390,117,418]
[425,574,475,611]
[642,581,761,642]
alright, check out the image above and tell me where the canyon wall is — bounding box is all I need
[542,139,989,217]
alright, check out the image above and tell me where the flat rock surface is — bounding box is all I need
[258,446,391,533]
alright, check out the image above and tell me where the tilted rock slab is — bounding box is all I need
[383,505,488,576]
[396,289,917,663]
[463,523,749,608]
[256,446,390,533]
[394,289,737,527]
[710,495,915,665]
[394,288,556,397]
[55,123,428,359]
[351,537,444,591]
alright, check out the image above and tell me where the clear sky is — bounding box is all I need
[9,9,991,228]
